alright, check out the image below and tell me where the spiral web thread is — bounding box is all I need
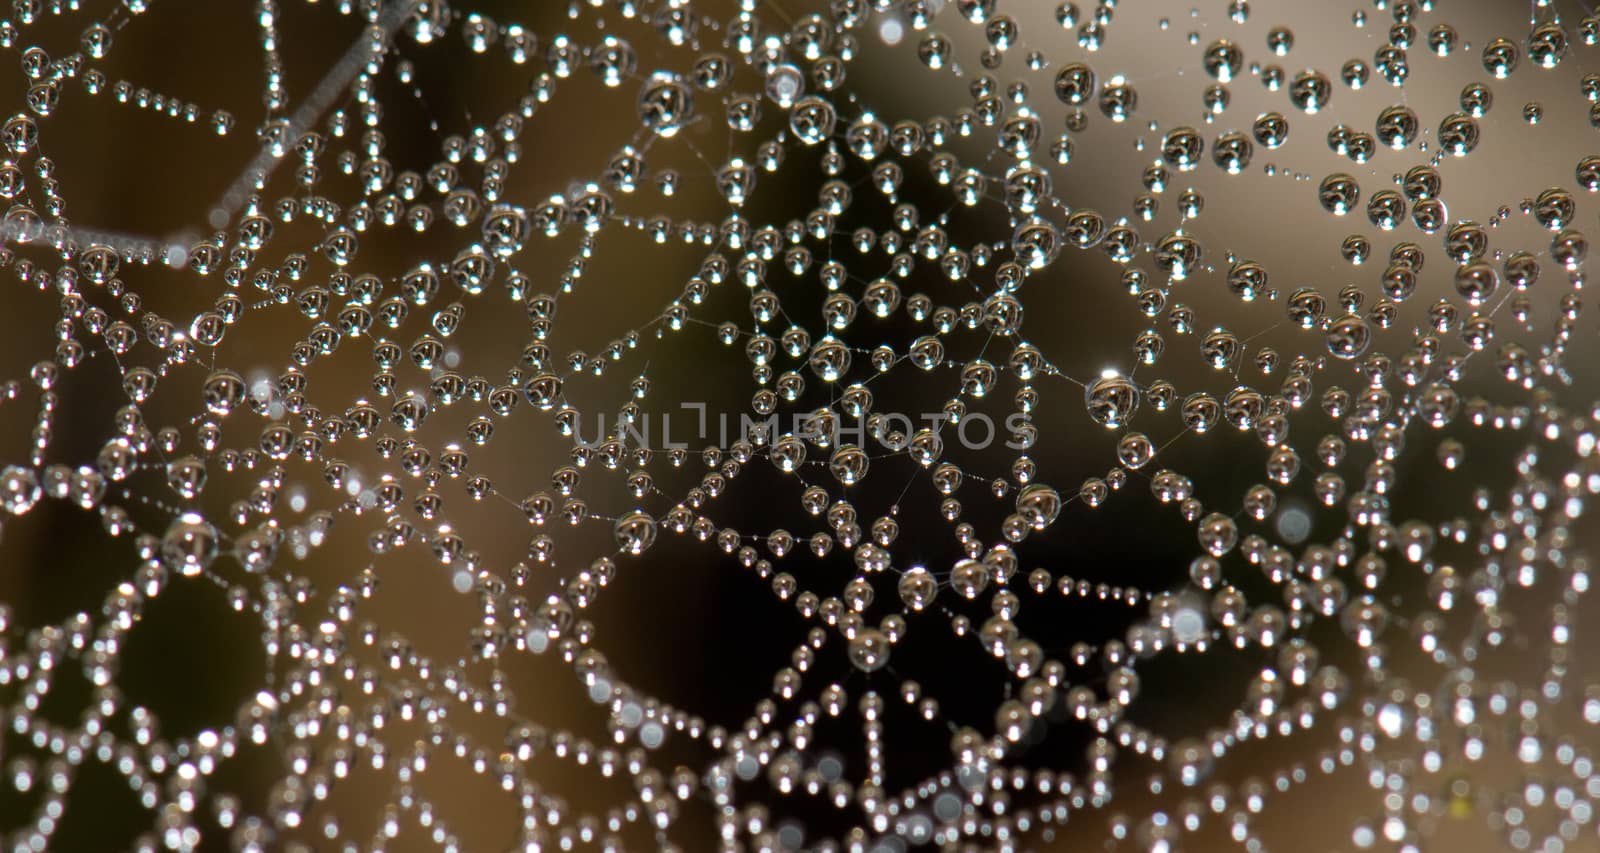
[1,0,1600,850]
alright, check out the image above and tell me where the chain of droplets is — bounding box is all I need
[0,0,1595,850]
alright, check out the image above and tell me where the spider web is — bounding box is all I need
[0,0,1596,850]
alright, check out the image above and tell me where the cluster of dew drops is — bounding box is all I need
[1,0,1600,850]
